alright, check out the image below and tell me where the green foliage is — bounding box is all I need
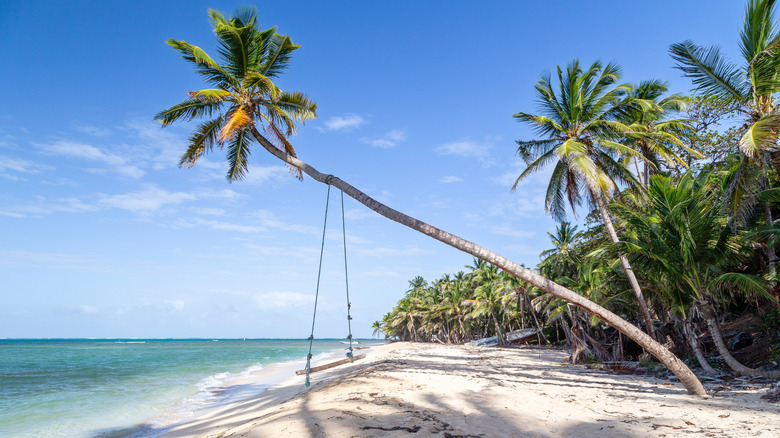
[157,6,317,181]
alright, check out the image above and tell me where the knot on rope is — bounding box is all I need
[307,335,313,341]
[324,174,335,184]
[346,349,354,361]
[307,353,313,360]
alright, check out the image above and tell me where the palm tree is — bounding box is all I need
[158,8,706,395]
[612,172,778,378]
[512,60,657,340]
[670,0,780,296]
[371,320,384,339]
[539,222,582,280]
[617,80,700,186]
[155,8,317,181]
[464,263,509,345]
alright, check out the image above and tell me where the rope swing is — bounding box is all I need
[303,181,355,387]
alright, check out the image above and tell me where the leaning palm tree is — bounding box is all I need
[158,7,706,395]
[512,60,657,340]
[670,0,780,295]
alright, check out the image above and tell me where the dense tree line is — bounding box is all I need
[376,0,780,379]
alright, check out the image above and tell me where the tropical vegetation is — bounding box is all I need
[377,0,780,381]
[158,1,780,395]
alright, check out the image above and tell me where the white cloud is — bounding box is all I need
[0,250,104,270]
[166,300,185,311]
[354,267,403,279]
[354,245,430,257]
[440,175,463,183]
[193,188,241,200]
[193,207,226,216]
[253,209,319,234]
[503,243,544,257]
[490,225,536,239]
[42,140,145,178]
[74,124,112,137]
[0,155,53,180]
[488,194,547,218]
[344,208,376,221]
[123,120,186,171]
[187,218,267,234]
[320,115,365,132]
[242,165,291,185]
[361,129,406,149]
[98,187,196,213]
[436,140,489,158]
[80,305,99,314]
[0,155,51,174]
[0,196,99,218]
[253,291,312,310]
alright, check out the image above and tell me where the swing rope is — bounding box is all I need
[341,190,355,360]
[304,185,331,387]
[304,182,356,387]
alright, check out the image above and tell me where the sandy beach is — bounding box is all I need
[163,342,780,437]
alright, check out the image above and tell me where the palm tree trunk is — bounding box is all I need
[765,203,778,302]
[699,300,780,379]
[251,129,707,395]
[525,296,549,344]
[593,193,657,341]
[682,314,720,376]
[633,156,646,188]
[490,307,506,346]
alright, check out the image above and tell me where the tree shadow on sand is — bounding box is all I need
[94,345,777,437]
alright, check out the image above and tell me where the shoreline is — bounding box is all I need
[162,342,780,437]
[148,344,360,437]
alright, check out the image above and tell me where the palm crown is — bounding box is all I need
[155,7,317,181]
[513,60,639,221]
[670,0,780,158]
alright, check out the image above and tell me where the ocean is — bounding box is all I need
[0,338,371,438]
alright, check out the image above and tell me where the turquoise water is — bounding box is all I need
[0,339,368,438]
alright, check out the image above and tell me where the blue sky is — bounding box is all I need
[0,1,743,338]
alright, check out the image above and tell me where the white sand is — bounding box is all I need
[163,342,780,437]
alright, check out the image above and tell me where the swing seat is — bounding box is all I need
[296,353,367,375]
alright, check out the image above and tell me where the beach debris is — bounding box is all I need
[361,425,421,433]
[761,381,780,402]
[464,328,539,347]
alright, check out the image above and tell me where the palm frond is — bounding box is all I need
[710,272,775,301]
[261,33,300,78]
[165,39,237,88]
[154,96,225,127]
[511,147,558,190]
[739,114,780,158]
[670,40,748,100]
[220,105,253,142]
[225,128,252,181]
[180,116,226,168]
[275,91,318,122]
